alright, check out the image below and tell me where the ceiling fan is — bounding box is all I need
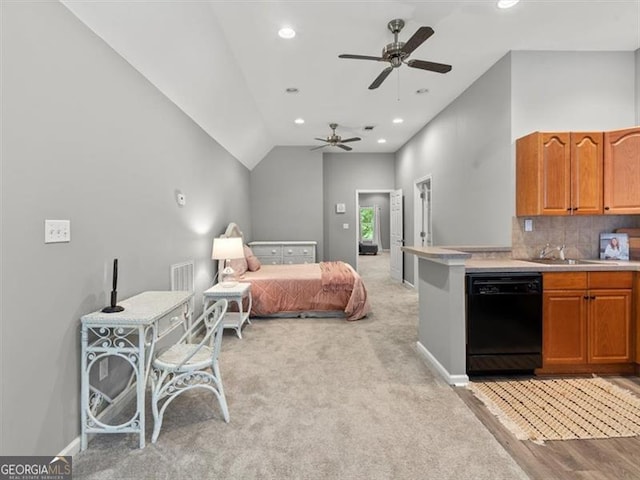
[311,123,361,151]
[339,19,452,90]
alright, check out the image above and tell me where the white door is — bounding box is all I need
[390,189,403,282]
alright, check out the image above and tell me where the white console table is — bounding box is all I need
[80,290,193,449]
[248,241,317,265]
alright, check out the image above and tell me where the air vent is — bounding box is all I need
[363,125,375,131]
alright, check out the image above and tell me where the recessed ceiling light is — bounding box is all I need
[377,138,387,144]
[294,118,305,125]
[392,118,404,124]
[497,0,520,9]
[278,27,296,39]
[415,88,429,94]
[285,87,299,94]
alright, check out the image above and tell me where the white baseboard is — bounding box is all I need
[62,386,137,457]
[416,341,469,387]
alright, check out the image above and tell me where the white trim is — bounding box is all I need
[403,280,415,289]
[66,386,137,456]
[58,436,81,457]
[416,341,469,387]
[413,174,433,286]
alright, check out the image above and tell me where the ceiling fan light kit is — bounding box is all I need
[311,123,361,151]
[339,18,452,90]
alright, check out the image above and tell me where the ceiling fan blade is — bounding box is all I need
[310,144,329,151]
[339,54,385,62]
[369,66,394,90]
[340,137,361,143]
[401,26,434,56]
[406,59,452,74]
[336,144,353,151]
[314,138,329,142]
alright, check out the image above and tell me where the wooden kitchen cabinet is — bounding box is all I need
[604,126,640,214]
[516,131,603,216]
[540,271,633,374]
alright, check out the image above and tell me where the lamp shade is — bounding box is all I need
[211,237,244,260]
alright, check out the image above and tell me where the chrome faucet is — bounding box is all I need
[539,243,565,260]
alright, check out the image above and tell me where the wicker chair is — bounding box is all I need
[150,298,229,443]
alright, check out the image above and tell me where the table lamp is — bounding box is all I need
[212,237,245,287]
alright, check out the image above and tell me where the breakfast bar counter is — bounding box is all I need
[402,245,640,386]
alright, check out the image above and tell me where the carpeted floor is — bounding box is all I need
[73,253,528,479]
[469,377,640,443]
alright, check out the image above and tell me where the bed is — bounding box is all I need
[218,223,370,321]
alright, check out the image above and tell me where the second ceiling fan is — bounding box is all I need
[311,123,361,151]
[339,19,452,90]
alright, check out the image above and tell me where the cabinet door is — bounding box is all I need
[540,133,571,215]
[604,127,640,214]
[516,132,570,216]
[543,290,587,365]
[570,132,603,215]
[588,289,632,364]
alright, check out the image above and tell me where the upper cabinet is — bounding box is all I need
[516,131,603,216]
[603,127,640,214]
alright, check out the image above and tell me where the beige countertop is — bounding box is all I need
[465,258,640,272]
[402,245,640,272]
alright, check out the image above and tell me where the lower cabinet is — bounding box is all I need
[540,271,633,374]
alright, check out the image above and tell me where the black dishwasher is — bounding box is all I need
[466,272,542,375]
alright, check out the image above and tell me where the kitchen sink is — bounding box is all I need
[526,258,600,265]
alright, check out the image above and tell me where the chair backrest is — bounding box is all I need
[172,299,228,370]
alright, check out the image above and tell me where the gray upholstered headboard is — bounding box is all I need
[220,222,244,241]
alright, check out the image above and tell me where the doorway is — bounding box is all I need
[355,189,393,276]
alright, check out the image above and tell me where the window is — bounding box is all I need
[360,207,374,241]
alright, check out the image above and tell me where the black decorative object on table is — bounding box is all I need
[102,258,124,313]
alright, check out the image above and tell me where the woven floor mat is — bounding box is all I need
[469,377,640,443]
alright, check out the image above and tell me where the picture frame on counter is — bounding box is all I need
[599,233,630,261]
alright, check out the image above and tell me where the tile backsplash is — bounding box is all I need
[512,215,640,260]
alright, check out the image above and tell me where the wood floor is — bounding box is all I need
[456,376,640,480]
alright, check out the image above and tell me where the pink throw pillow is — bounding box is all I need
[244,245,261,271]
[229,256,248,276]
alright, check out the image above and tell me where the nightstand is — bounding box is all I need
[203,283,252,339]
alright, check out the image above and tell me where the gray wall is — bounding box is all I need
[1,2,250,455]
[249,146,324,259]
[358,193,390,249]
[396,50,638,284]
[323,153,395,268]
[511,51,636,139]
[395,53,513,285]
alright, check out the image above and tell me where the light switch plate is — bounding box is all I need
[343,223,349,229]
[524,219,533,232]
[45,219,71,243]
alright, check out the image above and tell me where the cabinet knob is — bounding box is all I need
[567,207,572,211]
[287,249,293,254]
[271,249,277,254]
[583,295,589,300]
[604,206,610,211]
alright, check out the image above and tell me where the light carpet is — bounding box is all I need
[73,253,528,479]
[469,377,640,444]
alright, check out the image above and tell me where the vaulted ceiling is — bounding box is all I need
[61,1,640,170]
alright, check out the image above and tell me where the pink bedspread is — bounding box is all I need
[237,262,370,321]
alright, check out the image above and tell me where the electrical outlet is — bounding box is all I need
[343,223,349,229]
[44,219,71,243]
[99,358,109,381]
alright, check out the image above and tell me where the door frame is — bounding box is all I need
[355,189,394,273]
[414,174,433,287]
